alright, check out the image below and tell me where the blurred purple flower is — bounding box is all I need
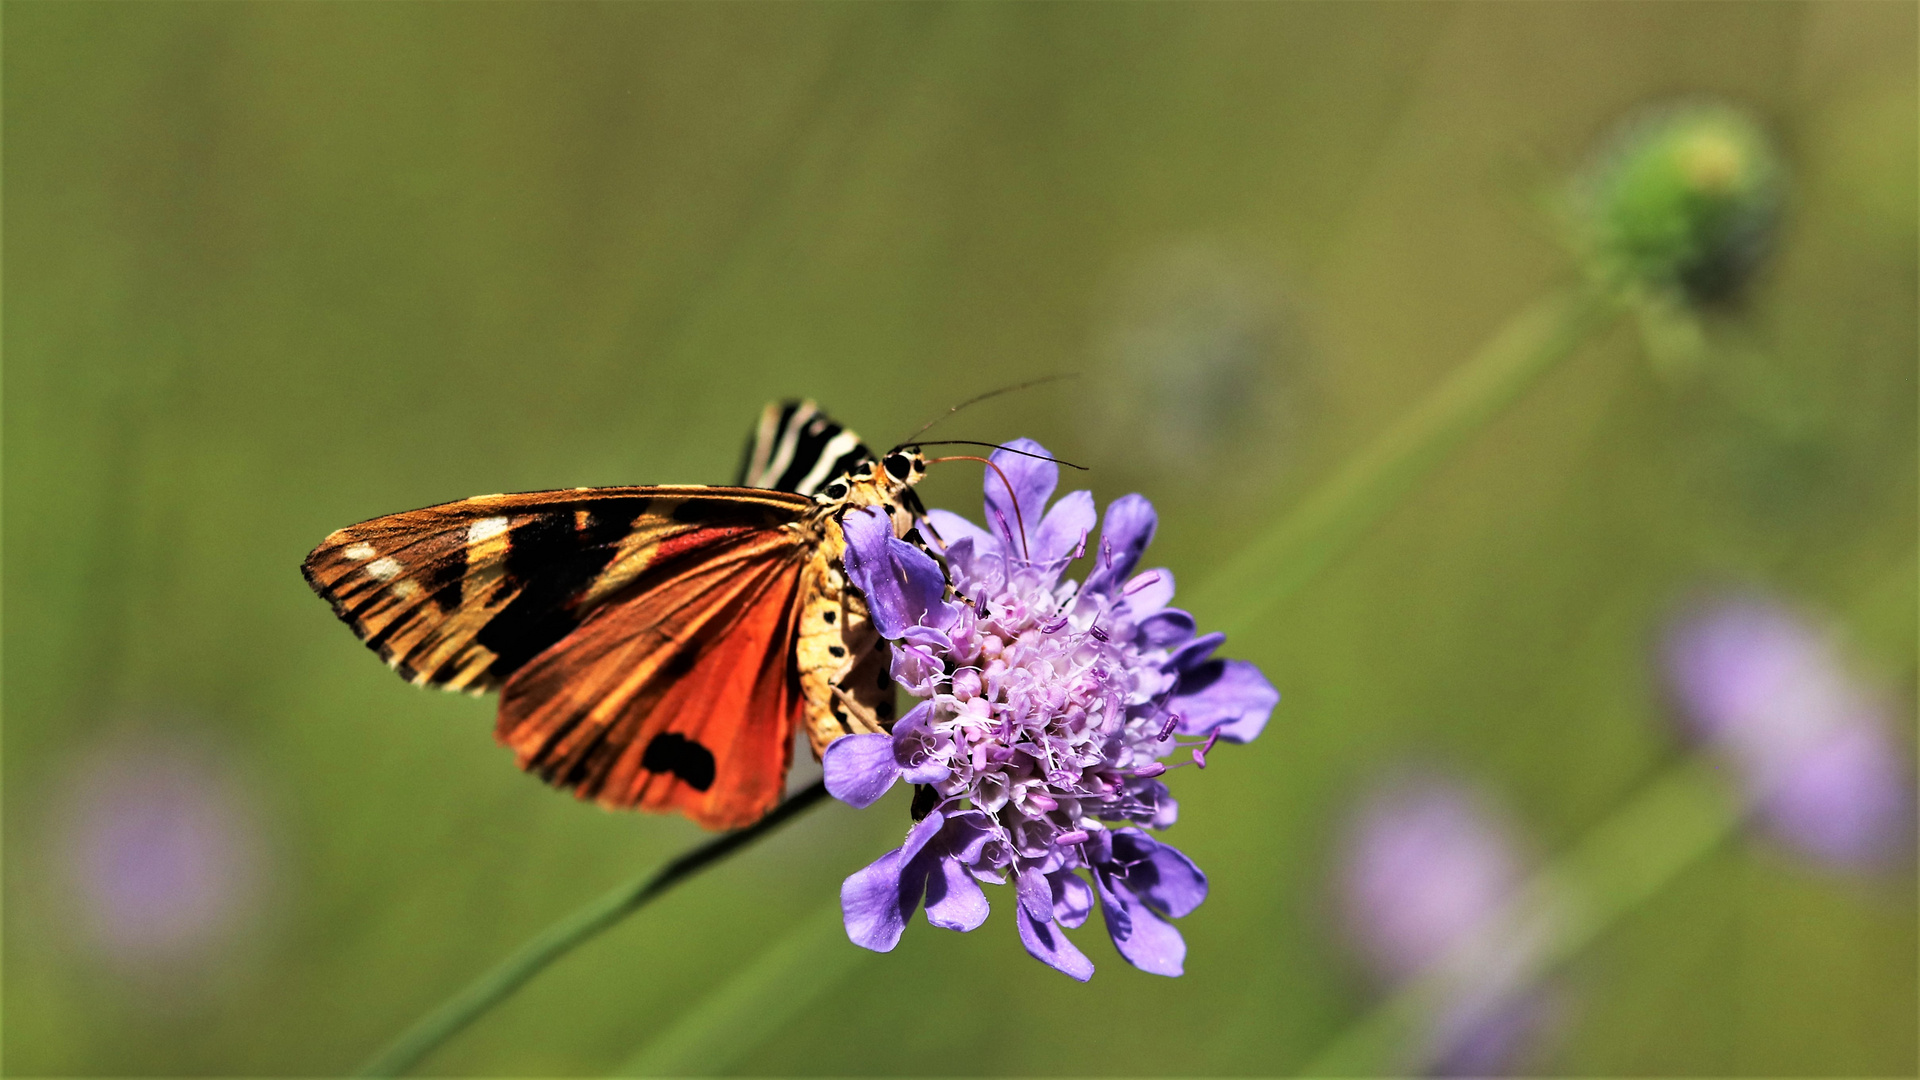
[826,439,1278,979]
[1665,594,1913,869]
[53,729,266,968]
[1340,776,1561,1075]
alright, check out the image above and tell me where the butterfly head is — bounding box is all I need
[815,448,927,506]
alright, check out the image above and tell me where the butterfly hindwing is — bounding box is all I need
[493,525,809,829]
[737,400,874,496]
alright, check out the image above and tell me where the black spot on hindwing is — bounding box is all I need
[641,732,717,791]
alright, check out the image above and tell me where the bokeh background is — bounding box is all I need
[6,3,1915,1076]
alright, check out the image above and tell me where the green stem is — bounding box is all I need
[354,782,831,1078]
[1297,757,1746,1076]
[1193,286,1620,639]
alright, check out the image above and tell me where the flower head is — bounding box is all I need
[1664,593,1912,869]
[825,440,1277,979]
[1574,100,1785,305]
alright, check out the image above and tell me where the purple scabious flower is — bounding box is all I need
[824,439,1278,980]
[1664,593,1913,870]
[52,728,268,973]
[1340,775,1563,1076]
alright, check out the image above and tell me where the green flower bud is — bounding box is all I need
[1574,102,1785,304]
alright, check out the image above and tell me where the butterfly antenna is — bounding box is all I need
[908,440,1088,471]
[893,374,1079,449]
[925,454,1030,561]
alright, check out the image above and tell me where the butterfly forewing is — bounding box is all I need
[302,486,810,693]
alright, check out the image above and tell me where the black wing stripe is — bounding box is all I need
[474,499,655,678]
[738,401,800,486]
[738,399,875,496]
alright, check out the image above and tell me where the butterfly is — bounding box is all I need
[302,402,930,830]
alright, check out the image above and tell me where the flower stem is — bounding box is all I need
[1297,756,1745,1075]
[353,782,831,1078]
[1192,286,1620,640]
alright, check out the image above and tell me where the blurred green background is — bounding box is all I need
[5,2,1915,1075]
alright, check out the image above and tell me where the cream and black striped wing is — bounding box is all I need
[736,400,875,496]
[301,486,812,694]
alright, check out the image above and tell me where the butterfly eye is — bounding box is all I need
[823,479,851,500]
[883,452,913,481]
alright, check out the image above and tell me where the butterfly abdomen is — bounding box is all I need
[795,538,894,757]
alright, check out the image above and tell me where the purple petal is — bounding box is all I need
[925,510,998,559]
[1084,494,1158,596]
[1089,862,1130,937]
[1080,827,1114,866]
[841,848,910,952]
[1097,879,1187,977]
[985,439,1058,558]
[847,812,947,951]
[823,732,901,809]
[899,761,952,786]
[1050,870,1094,929]
[839,507,956,639]
[1148,785,1181,829]
[940,811,996,864]
[943,536,1005,598]
[891,537,960,631]
[1016,866,1054,922]
[1168,631,1225,673]
[898,810,946,865]
[839,508,911,637]
[1121,569,1177,615]
[1016,907,1095,981]
[1172,659,1279,743]
[1137,610,1197,649]
[1032,490,1096,566]
[1110,829,1209,918]
[922,855,990,932]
